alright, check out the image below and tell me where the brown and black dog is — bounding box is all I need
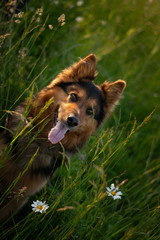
[0,54,126,221]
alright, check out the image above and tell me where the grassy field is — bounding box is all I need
[0,0,160,239]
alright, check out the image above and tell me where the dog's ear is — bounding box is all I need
[48,54,97,88]
[74,54,97,80]
[100,80,126,118]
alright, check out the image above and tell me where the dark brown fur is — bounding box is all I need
[0,54,126,221]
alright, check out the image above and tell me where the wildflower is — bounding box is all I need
[48,24,53,30]
[35,8,43,16]
[14,11,24,18]
[0,33,10,40]
[13,186,27,197]
[77,1,84,6]
[58,14,66,26]
[36,17,41,23]
[61,22,65,26]
[31,200,49,213]
[7,0,17,14]
[106,183,122,200]
[0,33,10,48]
[7,0,17,6]
[14,19,21,24]
[58,14,65,23]
[18,48,28,59]
[75,16,83,22]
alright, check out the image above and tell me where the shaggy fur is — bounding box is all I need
[0,54,126,221]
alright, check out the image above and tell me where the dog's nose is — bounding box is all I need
[67,115,79,127]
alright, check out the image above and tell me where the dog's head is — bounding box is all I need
[38,54,126,150]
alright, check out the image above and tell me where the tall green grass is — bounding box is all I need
[0,0,160,239]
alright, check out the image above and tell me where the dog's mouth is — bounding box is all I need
[48,121,69,144]
[48,108,78,144]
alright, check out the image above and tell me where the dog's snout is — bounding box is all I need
[67,115,79,127]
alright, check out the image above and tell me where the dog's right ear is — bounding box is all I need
[48,54,97,87]
[73,54,97,81]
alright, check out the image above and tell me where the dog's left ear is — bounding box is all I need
[100,80,126,118]
[74,54,97,80]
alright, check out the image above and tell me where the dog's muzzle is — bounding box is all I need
[48,113,79,145]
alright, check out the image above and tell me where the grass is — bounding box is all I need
[0,0,160,239]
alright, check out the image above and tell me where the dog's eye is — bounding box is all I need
[70,93,78,102]
[86,108,94,116]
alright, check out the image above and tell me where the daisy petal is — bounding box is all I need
[110,184,115,189]
[113,195,121,200]
[108,193,112,196]
[116,191,122,196]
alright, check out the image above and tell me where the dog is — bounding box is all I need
[0,54,126,221]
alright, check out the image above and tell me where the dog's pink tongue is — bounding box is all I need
[48,122,68,144]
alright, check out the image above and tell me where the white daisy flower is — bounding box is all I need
[106,183,122,200]
[31,200,49,213]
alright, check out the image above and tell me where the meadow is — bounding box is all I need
[0,0,160,239]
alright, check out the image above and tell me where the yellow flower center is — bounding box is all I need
[37,205,43,210]
[111,191,116,196]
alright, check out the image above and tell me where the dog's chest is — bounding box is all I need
[18,150,62,196]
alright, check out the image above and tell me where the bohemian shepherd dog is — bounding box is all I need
[0,54,126,221]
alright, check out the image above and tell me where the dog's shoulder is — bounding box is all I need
[6,103,31,134]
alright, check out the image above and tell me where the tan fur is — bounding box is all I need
[0,54,126,221]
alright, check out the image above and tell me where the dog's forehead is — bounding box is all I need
[78,82,102,100]
[58,81,102,102]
